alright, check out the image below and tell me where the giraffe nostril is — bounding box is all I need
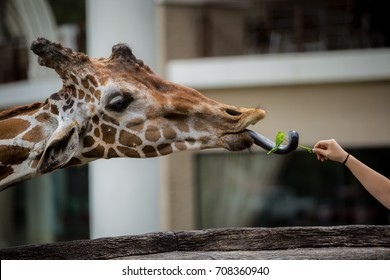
[225,108,242,117]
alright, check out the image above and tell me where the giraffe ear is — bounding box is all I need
[37,121,80,174]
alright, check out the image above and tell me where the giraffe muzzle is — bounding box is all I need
[245,129,299,154]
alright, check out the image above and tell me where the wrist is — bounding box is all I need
[342,153,350,165]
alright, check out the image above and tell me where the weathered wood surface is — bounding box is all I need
[1,225,390,260]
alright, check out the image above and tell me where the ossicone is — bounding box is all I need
[30,37,90,77]
[110,43,139,64]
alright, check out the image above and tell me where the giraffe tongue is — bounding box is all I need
[245,129,299,155]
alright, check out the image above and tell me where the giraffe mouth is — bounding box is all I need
[219,129,299,154]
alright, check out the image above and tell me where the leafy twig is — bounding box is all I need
[267,131,313,155]
[298,144,314,153]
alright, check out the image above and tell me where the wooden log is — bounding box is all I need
[176,225,390,251]
[120,247,390,260]
[1,225,389,260]
[0,231,176,260]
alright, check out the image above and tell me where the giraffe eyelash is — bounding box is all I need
[105,92,135,113]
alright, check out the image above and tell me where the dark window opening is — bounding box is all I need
[196,147,390,229]
[0,165,89,247]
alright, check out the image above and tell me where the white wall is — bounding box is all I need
[167,48,390,89]
[86,0,162,238]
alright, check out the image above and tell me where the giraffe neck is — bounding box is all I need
[0,102,57,190]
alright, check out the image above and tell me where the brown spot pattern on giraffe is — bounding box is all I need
[126,119,144,132]
[67,85,77,96]
[157,143,173,155]
[35,112,51,123]
[22,126,46,142]
[162,127,176,140]
[63,157,83,168]
[103,115,120,126]
[78,89,86,100]
[117,146,141,158]
[119,130,142,147]
[176,122,190,133]
[145,126,161,142]
[82,145,105,158]
[49,104,59,115]
[185,137,196,145]
[92,116,99,125]
[0,145,30,165]
[94,128,101,138]
[86,74,99,87]
[142,145,158,157]
[0,119,30,140]
[101,124,117,144]
[81,78,89,89]
[107,148,119,158]
[83,136,95,147]
[175,141,187,151]
[70,74,78,85]
[85,94,92,103]
[94,90,102,100]
[0,103,42,121]
[0,166,14,181]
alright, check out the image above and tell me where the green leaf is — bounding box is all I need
[275,131,285,146]
[267,131,285,155]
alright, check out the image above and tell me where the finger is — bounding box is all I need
[314,140,326,148]
[314,148,329,162]
[314,147,325,156]
[314,139,332,149]
[316,151,322,161]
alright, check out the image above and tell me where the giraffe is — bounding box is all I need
[0,38,298,191]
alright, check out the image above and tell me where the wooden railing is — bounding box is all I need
[1,225,389,259]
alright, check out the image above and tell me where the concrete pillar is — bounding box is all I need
[86,0,160,238]
[86,0,156,70]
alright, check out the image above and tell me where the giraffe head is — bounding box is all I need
[27,38,270,174]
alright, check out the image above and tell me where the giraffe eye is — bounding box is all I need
[106,93,134,113]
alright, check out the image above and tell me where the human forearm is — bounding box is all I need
[345,155,390,209]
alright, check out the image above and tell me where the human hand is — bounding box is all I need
[313,139,349,163]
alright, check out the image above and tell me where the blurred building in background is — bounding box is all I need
[0,0,389,247]
[160,0,390,230]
